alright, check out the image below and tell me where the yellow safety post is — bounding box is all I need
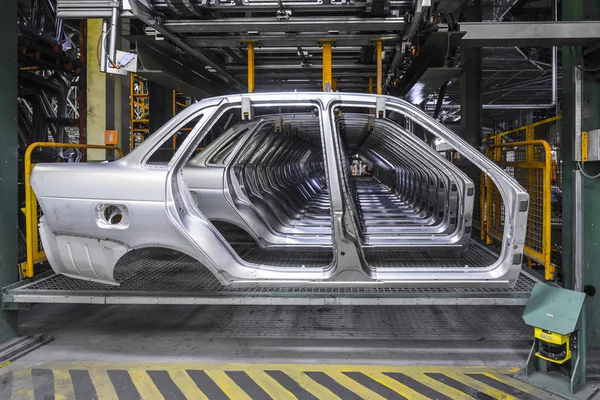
[376,40,383,94]
[368,76,373,94]
[319,39,335,91]
[23,143,124,278]
[332,78,338,92]
[247,42,255,93]
[322,42,332,91]
[239,40,259,93]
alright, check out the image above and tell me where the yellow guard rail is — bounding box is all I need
[482,139,553,280]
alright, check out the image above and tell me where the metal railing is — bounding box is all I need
[481,115,562,280]
[23,142,123,278]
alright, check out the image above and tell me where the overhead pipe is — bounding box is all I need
[99,19,108,72]
[108,3,119,65]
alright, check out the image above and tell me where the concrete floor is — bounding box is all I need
[16,304,533,366]
[0,304,597,399]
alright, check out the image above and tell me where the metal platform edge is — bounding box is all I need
[2,270,547,307]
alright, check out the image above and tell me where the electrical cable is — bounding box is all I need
[95,27,119,69]
[576,64,600,72]
[102,26,119,68]
[577,161,600,179]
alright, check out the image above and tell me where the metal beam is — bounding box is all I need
[460,21,600,47]
[252,46,364,53]
[0,0,19,342]
[164,17,405,33]
[135,39,232,97]
[225,64,376,72]
[254,82,370,90]
[231,71,376,79]
[152,0,408,13]
[184,34,399,48]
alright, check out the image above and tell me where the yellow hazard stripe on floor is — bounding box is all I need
[1,363,562,399]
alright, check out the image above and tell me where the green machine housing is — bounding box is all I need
[522,283,587,395]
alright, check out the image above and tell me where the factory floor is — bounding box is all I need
[0,303,589,399]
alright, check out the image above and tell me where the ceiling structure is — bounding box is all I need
[59,0,563,127]
[138,0,411,94]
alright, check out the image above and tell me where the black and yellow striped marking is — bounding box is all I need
[0,363,560,399]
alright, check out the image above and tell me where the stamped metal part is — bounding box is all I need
[31,93,528,288]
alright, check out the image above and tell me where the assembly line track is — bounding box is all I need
[4,242,546,306]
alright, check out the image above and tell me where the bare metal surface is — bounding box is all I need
[31,93,529,288]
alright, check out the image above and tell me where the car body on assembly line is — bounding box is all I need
[31,93,529,289]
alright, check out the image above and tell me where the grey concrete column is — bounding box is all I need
[0,0,20,342]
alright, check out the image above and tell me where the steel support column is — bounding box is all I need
[248,43,255,93]
[459,0,482,147]
[0,0,19,342]
[376,40,383,94]
[562,0,600,351]
[321,42,333,91]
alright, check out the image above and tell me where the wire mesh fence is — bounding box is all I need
[481,116,561,281]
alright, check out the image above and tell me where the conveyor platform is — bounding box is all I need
[4,243,543,306]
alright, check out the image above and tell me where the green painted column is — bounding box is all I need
[562,0,600,346]
[460,0,482,147]
[0,0,20,342]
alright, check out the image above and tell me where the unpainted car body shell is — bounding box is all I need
[31,93,529,288]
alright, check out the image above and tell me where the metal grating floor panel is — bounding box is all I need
[4,245,542,306]
[364,245,495,268]
[213,221,334,268]
[213,222,495,269]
